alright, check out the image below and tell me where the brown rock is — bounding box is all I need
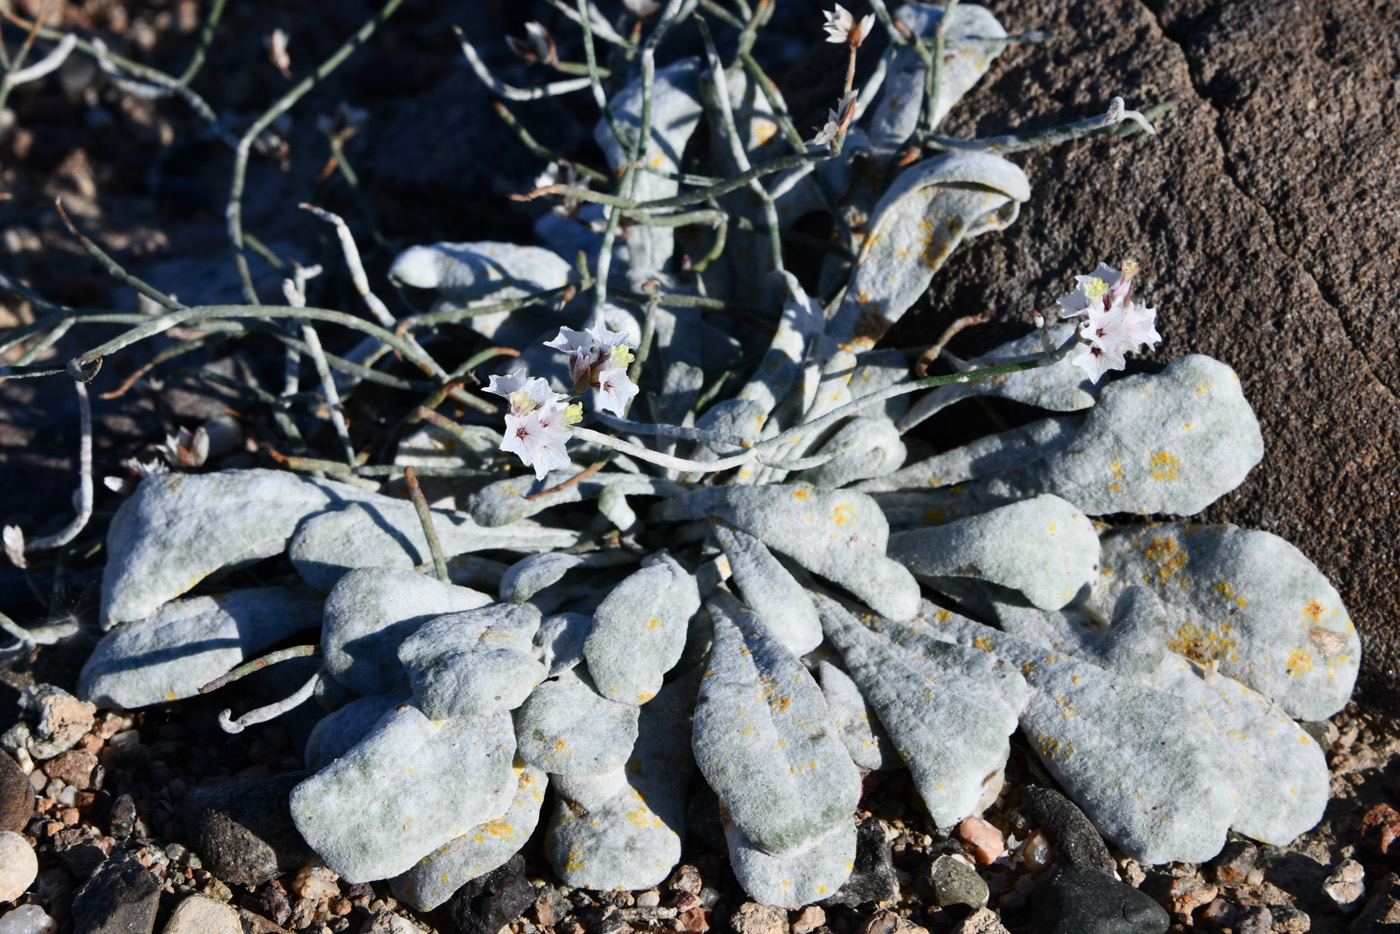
[237,908,292,934]
[0,752,34,833]
[1362,803,1400,856]
[43,750,101,791]
[952,908,1012,934]
[675,907,710,932]
[730,902,787,934]
[791,905,825,934]
[954,817,1005,865]
[19,685,96,760]
[913,0,1400,710]
[1167,876,1217,919]
[1210,840,1259,886]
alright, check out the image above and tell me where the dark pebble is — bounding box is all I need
[108,793,138,839]
[0,751,34,832]
[825,817,898,907]
[53,827,110,878]
[1032,865,1169,934]
[1024,785,1115,876]
[926,854,989,911]
[183,772,311,886]
[446,853,536,934]
[685,784,728,855]
[70,851,161,934]
[1236,904,1273,934]
[1209,840,1258,885]
[260,883,293,927]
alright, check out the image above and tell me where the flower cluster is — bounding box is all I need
[1057,261,1161,383]
[487,327,639,480]
[821,4,874,47]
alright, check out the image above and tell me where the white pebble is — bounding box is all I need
[0,904,56,934]
[160,894,241,934]
[0,831,37,903]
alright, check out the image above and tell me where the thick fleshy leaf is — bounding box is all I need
[304,692,411,772]
[498,552,633,604]
[825,152,1029,354]
[693,600,860,857]
[713,525,822,656]
[398,603,546,719]
[290,704,517,883]
[290,501,582,593]
[584,553,699,705]
[1096,522,1359,720]
[923,609,1238,864]
[888,494,1099,610]
[652,484,919,621]
[817,661,901,772]
[544,676,694,889]
[99,469,383,629]
[866,4,1009,152]
[815,595,1024,828]
[533,612,592,676]
[857,416,1080,495]
[321,568,491,695]
[726,818,857,909]
[388,241,574,343]
[78,587,321,710]
[793,415,907,489]
[392,762,548,911]
[515,667,639,777]
[472,472,686,528]
[594,58,704,275]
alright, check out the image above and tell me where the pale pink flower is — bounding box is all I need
[822,4,874,47]
[1056,261,1160,384]
[544,326,639,411]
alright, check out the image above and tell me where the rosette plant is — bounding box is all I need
[1,0,1356,913]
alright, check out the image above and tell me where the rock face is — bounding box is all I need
[914,0,1399,706]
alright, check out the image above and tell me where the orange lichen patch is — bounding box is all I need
[646,616,663,630]
[1048,522,1058,533]
[972,636,994,652]
[636,691,655,704]
[1150,451,1182,482]
[478,818,516,838]
[831,503,854,526]
[935,608,951,623]
[1037,733,1071,760]
[1303,599,1325,624]
[1142,535,1188,586]
[1167,620,1236,664]
[566,847,586,872]
[1286,649,1314,677]
[554,739,567,750]
[794,488,811,501]
[1183,422,1194,430]
[1211,581,1247,608]
[771,696,791,714]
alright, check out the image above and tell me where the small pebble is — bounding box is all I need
[954,817,1005,866]
[162,893,241,934]
[1198,898,1239,927]
[0,904,56,934]
[0,756,32,837]
[0,831,37,902]
[1167,876,1217,919]
[1236,904,1272,934]
[1020,830,1052,873]
[1322,858,1365,912]
[634,890,660,908]
[791,905,825,934]
[729,902,787,934]
[1210,840,1258,886]
[292,866,339,901]
[1362,804,1400,857]
[926,854,989,910]
[42,751,100,791]
[18,686,95,760]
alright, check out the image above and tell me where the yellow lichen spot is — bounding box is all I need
[1110,460,1125,479]
[972,636,994,652]
[773,696,791,714]
[1021,660,1038,678]
[1184,422,1194,430]
[1167,620,1236,664]
[832,503,854,526]
[566,848,586,872]
[924,508,946,524]
[1142,535,1188,586]
[1108,483,1124,493]
[794,488,811,501]
[646,616,663,630]
[554,739,567,751]
[1150,451,1182,482]
[1303,599,1325,624]
[636,691,655,704]
[1286,648,1314,677]
[936,608,951,623]
[1048,522,1058,533]
[1225,729,1247,742]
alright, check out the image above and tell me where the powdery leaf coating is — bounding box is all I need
[1144,654,1329,846]
[693,601,860,857]
[817,661,901,772]
[924,609,1238,865]
[584,554,699,705]
[816,595,1025,828]
[290,704,517,883]
[545,676,695,890]
[290,501,581,592]
[304,692,411,772]
[79,587,321,709]
[859,416,1079,495]
[533,612,593,676]
[888,494,1100,611]
[321,568,492,696]
[794,416,908,489]
[713,525,822,656]
[392,762,548,912]
[825,152,1029,354]
[472,472,685,528]
[387,241,573,343]
[398,604,546,719]
[725,817,857,909]
[100,469,385,629]
[652,484,919,621]
[1096,522,1359,721]
[515,667,640,777]
[499,552,634,604]
[1032,355,1264,516]
[866,3,1009,152]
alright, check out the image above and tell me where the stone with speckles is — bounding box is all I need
[584,553,698,706]
[815,595,1025,829]
[1096,522,1358,720]
[392,762,548,911]
[888,494,1100,611]
[290,703,517,883]
[692,598,860,857]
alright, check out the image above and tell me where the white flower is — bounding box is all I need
[544,326,639,411]
[156,426,209,468]
[486,369,581,479]
[507,21,558,66]
[1057,260,1160,384]
[104,457,169,495]
[623,0,662,18]
[809,88,858,147]
[595,362,640,417]
[544,327,598,391]
[822,4,874,47]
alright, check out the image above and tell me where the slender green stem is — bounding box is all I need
[404,467,449,582]
[201,645,320,694]
[177,0,229,86]
[55,200,185,311]
[493,103,610,185]
[228,0,407,304]
[575,0,630,150]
